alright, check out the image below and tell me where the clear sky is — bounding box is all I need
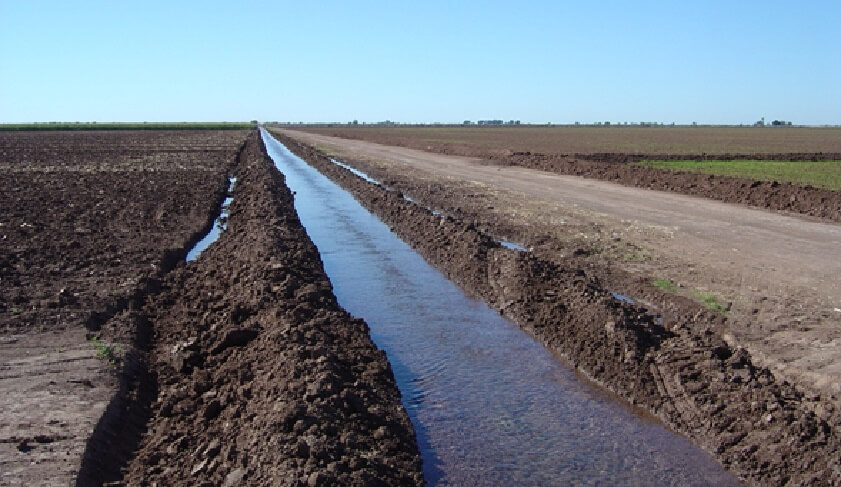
[1,1,839,125]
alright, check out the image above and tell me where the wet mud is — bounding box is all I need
[274,131,841,486]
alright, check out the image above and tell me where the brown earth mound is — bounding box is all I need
[275,132,841,486]
[119,131,422,486]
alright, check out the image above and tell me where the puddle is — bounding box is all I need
[499,240,529,252]
[262,129,738,486]
[327,156,455,220]
[328,157,381,185]
[611,292,635,305]
[326,155,460,224]
[185,177,235,262]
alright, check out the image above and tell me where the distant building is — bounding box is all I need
[476,120,520,126]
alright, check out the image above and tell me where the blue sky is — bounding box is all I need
[1,1,839,124]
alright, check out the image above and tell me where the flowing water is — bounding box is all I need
[262,129,739,486]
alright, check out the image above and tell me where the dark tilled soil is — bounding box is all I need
[0,130,245,485]
[0,130,245,333]
[119,131,422,486]
[276,132,841,486]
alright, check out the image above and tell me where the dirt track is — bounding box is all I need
[282,130,841,403]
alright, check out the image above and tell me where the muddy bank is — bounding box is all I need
[120,132,422,485]
[275,131,841,486]
[0,130,245,485]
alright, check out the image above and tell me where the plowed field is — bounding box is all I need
[0,130,242,484]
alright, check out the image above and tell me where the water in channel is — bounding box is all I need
[186,177,236,262]
[261,130,739,486]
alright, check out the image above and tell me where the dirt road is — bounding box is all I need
[282,130,841,401]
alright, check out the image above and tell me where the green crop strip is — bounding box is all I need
[635,159,841,190]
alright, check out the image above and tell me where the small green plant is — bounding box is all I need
[652,279,677,293]
[693,291,728,313]
[652,278,727,313]
[89,335,120,366]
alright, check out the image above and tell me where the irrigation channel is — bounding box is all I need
[261,130,739,486]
